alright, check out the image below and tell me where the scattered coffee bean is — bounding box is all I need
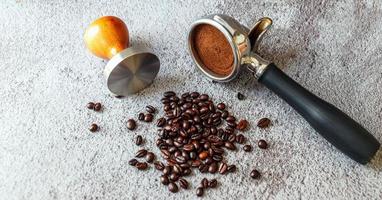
[208,179,218,188]
[128,158,138,166]
[145,152,155,163]
[201,178,209,188]
[156,117,166,127]
[218,162,228,174]
[243,145,252,152]
[227,165,236,173]
[135,135,143,146]
[86,102,95,110]
[161,175,170,185]
[237,92,245,100]
[217,103,226,110]
[94,102,102,111]
[257,118,271,128]
[236,119,249,131]
[136,162,148,170]
[208,162,218,173]
[236,134,245,144]
[196,187,204,197]
[164,91,176,98]
[168,182,178,193]
[146,105,156,113]
[170,173,179,181]
[179,178,188,189]
[144,113,153,122]
[258,139,268,149]
[138,113,145,121]
[127,119,136,130]
[135,149,148,158]
[163,166,172,175]
[89,123,98,132]
[154,161,165,171]
[250,169,260,179]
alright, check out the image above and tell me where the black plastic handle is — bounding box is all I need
[258,63,380,164]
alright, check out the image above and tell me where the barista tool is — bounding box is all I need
[84,16,160,96]
[188,14,380,164]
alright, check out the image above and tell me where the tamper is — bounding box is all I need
[84,16,160,96]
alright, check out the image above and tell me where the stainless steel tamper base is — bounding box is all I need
[104,46,160,96]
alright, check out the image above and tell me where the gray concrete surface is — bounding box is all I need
[1,0,382,199]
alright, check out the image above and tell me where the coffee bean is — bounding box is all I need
[164,91,176,98]
[191,160,202,167]
[257,118,271,128]
[236,119,248,131]
[217,103,226,110]
[179,178,188,189]
[226,116,236,123]
[86,102,95,109]
[144,113,153,122]
[196,187,204,197]
[199,94,209,101]
[173,164,183,174]
[168,182,178,193]
[183,168,192,176]
[89,123,99,132]
[135,135,143,145]
[161,175,170,185]
[183,144,194,152]
[175,156,187,164]
[224,142,236,150]
[190,92,200,98]
[136,162,148,170]
[128,158,138,166]
[208,179,218,188]
[218,162,228,174]
[250,169,260,179]
[258,139,268,149]
[161,149,171,159]
[243,144,252,152]
[236,134,245,144]
[135,149,147,158]
[237,92,245,100]
[169,173,179,181]
[127,119,136,130]
[138,113,145,121]
[145,152,155,163]
[94,103,102,111]
[163,166,171,175]
[208,162,218,173]
[198,151,208,160]
[227,165,236,173]
[154,161,165,170]
[156,117,165,127]
[146,105,156,113]
[201,178,209,188]
[221,110,228,119]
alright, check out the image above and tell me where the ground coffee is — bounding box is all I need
[193,24,234,76]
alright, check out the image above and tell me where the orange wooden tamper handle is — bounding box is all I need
[84,16,129,60]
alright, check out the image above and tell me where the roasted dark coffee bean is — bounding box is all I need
[181,92,190,98]
[161,175,170,185]
[199,164,209,173]
[146,105,156,113]
[168,182,178,193]
[217,102,226,110]
[168,146,177,153]
[199,94,209,101]
[138,113,145,121]
[86,102,95,110]
[89,123,98,132]
[163,166,171,175]
[226,116,236,123]
[227,165,236,173]
[212,154,223,162]
[135,149,147,158]
[183,168,192,176]
[237,92,245,100]
[189,152,197,160]
[218,162,228,174]
[94,102,102,111]
[190,92,200,98]
[221,110,228,119]
[164,91,176,97]
[208,162,218,173]
[144,113,153,122]
[208,179,218,188]
[224,142,236,150]
[258,139,268,149]
[211,146,224,154]
[173,164,183,174]
[179,178,189,189]
[228,134,236,143]
[236,119,249,131]
[136,162,148,170]
[243,145,252,152]
[191,160,202,167]
[236,134,245,144]
[201,178,209,188]
[135,135,143,145]
[145,152,155,163]
[175,156,187,164]
[250,169,261,179]
[180,163,190,169]
[196,187,204,197]
[257,118,271,128]
[183,144,194,152]
[161,149,171,159]
[154,161,165,170]
[205,157,213,165]
[155,118,165,127]
[128,158,138,166]
[169,173,179,181]
[126,119,136,130]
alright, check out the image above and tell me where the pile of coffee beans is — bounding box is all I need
[126,91,271,197]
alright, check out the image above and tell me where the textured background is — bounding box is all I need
[1,0,382,199]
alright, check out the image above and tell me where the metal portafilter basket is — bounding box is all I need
[188,14,380,164]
